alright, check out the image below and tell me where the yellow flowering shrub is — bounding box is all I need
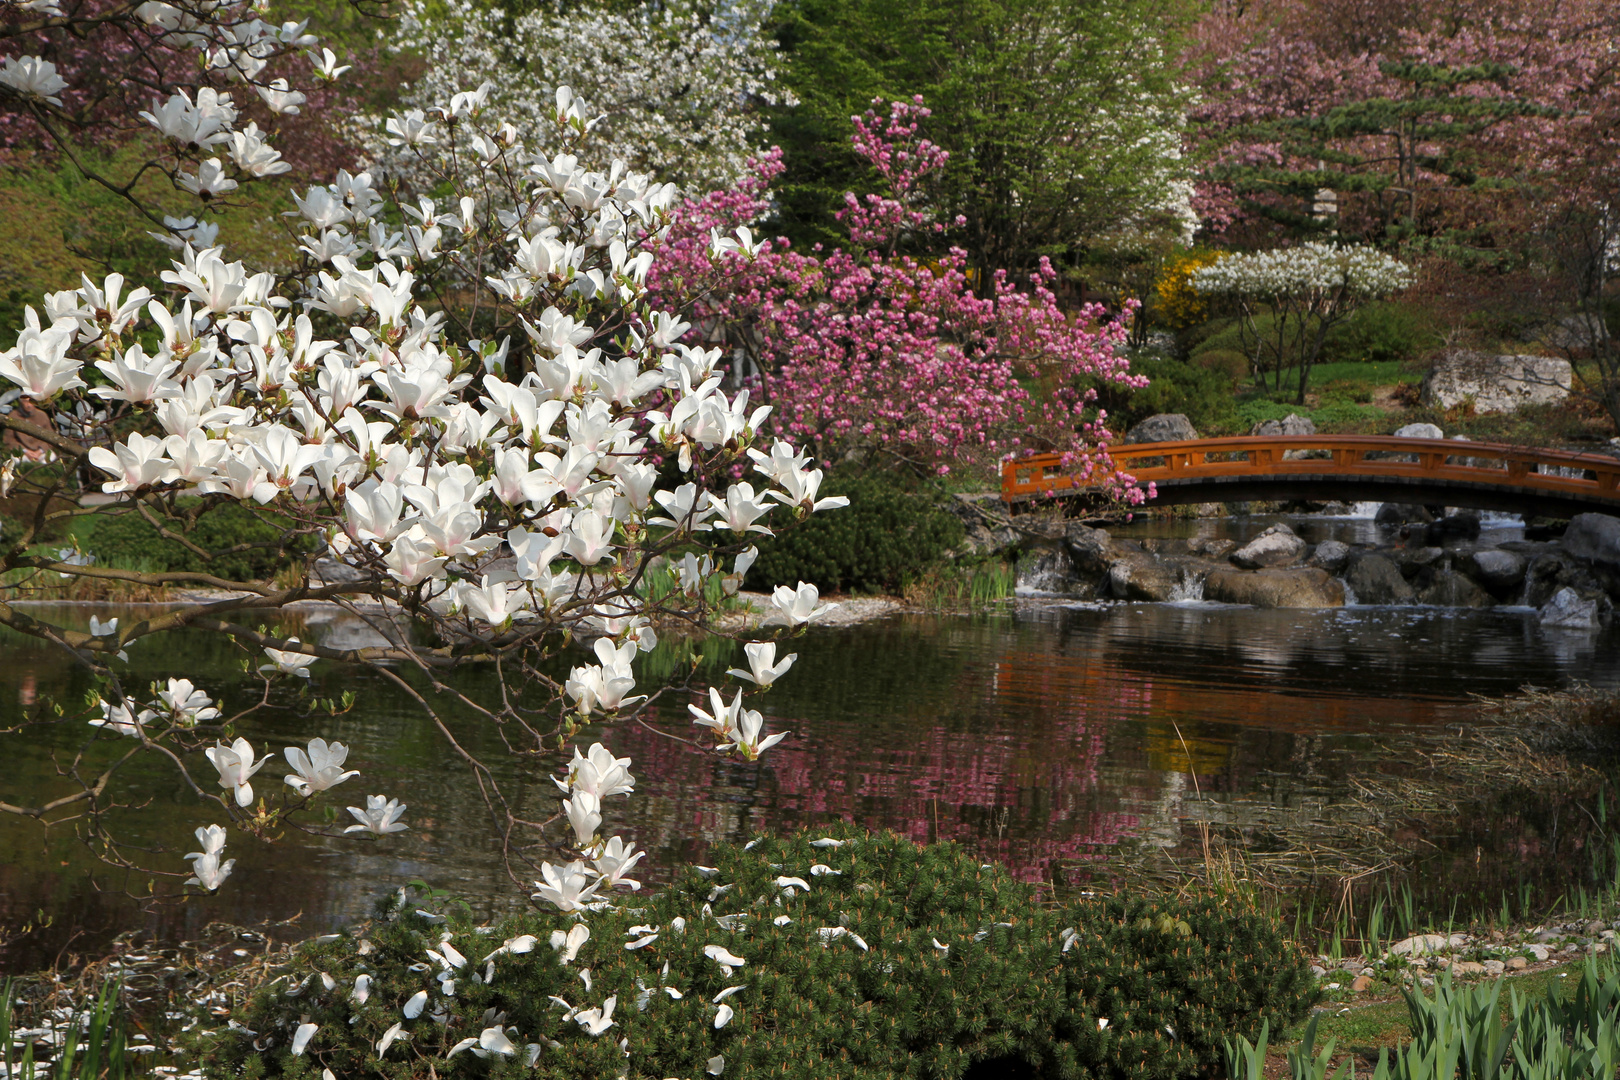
[1154,249,1226,330]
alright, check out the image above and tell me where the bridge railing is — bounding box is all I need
[1001,436,1620,503]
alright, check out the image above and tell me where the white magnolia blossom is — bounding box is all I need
[184,824,235,890]
[373,0,788,195]
[555,742,636,800]
[726,641,797,688]
[0,55,70,106]
[90,700,142,737]
[260,640,317,678]
[141,677,221,726]
[205,737,269,807]
[2,65,838,913]
[284,737,360,795]
[345,794,409,835]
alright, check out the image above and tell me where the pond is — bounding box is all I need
[4,514,1620,972]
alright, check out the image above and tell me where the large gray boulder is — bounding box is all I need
[1423,513,1481,545]
[1540,587,1602,630]
[946,492,1020,554]
[1393,422,1445,440]
[1187,535,1237,559]
[1203,567,1345,608]
[1561,514,1620,568]
[1229,523,1306,569]
[1463,548,1526,593]
[1308,539,1352,573]
[1375,503,1435,526]
[1063,523,1116,577]
[1107,555,1203,602]
[1418,570,1495,608]
[1123,413,1199,444]
[1523,550,1607,609]
[1250,413,1317,437]
[1345,553,1416,604]
[1421,351,1572,414]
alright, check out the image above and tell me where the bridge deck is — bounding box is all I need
[1001,436,1620,519]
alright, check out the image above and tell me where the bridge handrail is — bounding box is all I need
[1001,435,1620,503]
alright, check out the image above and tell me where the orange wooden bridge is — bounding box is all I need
[1001,436,1620,518]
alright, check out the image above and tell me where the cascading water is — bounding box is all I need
[1016,548,1074,595]
[1167,569,1206,602]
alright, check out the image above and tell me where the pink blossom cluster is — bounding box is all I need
[649,98,1149,497]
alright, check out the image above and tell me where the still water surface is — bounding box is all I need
[3,514,1617,971]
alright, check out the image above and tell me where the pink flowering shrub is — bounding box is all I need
[649,98,1149,498]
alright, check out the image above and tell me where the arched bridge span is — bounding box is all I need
[1001,436,1620,519]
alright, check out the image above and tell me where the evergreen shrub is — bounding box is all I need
[204,828,1315,1080]
[1321,301,1440,365]
[745,474,964,595]
[83,502,313,581]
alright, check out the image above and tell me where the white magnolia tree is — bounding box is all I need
[373,0,787,197]
[1190,242,1414,403]
[0,0,845,933]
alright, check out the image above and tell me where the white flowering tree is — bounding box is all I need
[1190,242,1414,403]
[372,0,786,198]
[0,0,847,936]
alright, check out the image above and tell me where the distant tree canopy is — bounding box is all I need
[767,0,1200,278]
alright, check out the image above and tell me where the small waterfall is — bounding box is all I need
[1168,569,1205,602]
[1017,548,1072,594]
[1479,510,1524,527]
[1348,501,1382,519]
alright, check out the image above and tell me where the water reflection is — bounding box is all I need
[3,597,1618,971]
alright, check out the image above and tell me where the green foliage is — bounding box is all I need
[1233,396,1384,433]
[1192,348,1251,384]
[1190,312,1291,370]
[1228,1016,1350,1080]
[1100,354,1240,435]
[0,142,303,340]
[2,978,133,1080]
[207,828,1315,1080]
[768,0,1198,270]
[1296,961,1620,1080]
[81,502,314,582]
[1321,302,1443,365]
[903,557,1017,609]
[746,474,964,594]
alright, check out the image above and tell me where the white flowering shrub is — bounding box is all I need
[0,20,848,966]
[372,0,786,197]
[1189,242,1414,402]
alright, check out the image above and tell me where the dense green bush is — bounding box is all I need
[745,473,964,594]
[204,828,1316,1080]
[83,502,314,581]
[1191,347,1251,384]
[1320,301,1441,365]
[1234,397,1383,432]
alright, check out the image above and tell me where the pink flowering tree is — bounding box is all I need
[648,98,1150,497]
[1186,0,1620,250]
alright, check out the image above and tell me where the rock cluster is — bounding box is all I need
[1033,511,1620,623]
